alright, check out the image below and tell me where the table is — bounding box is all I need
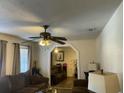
[88,72,120,93]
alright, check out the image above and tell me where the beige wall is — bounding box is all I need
[51,47,77,77]
[38,46,50,77]
[96,3,122,93]
[69,39,97,78]
[65,47,77,77]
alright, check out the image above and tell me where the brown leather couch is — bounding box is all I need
[51,65,67,85]
[0,72,49,93]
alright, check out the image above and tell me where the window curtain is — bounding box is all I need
[0,40,7,77]
[28,46,33,69]
[12,43,20,75]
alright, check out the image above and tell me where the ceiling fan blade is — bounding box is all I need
[29,36,43,39]
[51,36,67,41]
[50,38,66,45]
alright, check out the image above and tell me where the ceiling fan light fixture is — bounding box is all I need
[39,39,50,46]
[30,25,67,45]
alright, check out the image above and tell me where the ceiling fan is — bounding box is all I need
[29,25,67,45]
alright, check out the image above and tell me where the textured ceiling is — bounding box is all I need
[0,0,122,40]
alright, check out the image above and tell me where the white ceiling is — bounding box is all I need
[0,0,122,40]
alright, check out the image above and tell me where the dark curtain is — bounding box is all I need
[12,43,20,75]
[0,40,7,76]
[28,45,33,69]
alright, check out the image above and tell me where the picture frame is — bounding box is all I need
[56,51,64,61]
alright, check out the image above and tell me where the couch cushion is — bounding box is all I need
[16,87,38,93]
[8,74,25,92]
[0,76,11,93]
[28,83,48,90]
[30,76,48,84]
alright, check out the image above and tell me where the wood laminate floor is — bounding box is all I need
[52,77,75,89]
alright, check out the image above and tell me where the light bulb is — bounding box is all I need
[54,48,59,53]
[45,40,50,46]
[39,40,50,46]
[39,40,45,46]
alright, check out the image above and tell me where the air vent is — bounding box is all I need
[88,28,96,32]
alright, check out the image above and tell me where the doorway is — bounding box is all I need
[50,46,79,87]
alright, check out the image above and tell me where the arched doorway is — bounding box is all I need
[49,44,80,87]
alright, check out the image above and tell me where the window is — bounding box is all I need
[20,46,29,73]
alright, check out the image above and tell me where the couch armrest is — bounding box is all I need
[0,76,11,93]
[73,79,88,88]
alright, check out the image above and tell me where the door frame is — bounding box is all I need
[48,43,80,85]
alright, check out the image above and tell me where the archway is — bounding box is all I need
[48,43,80,86]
